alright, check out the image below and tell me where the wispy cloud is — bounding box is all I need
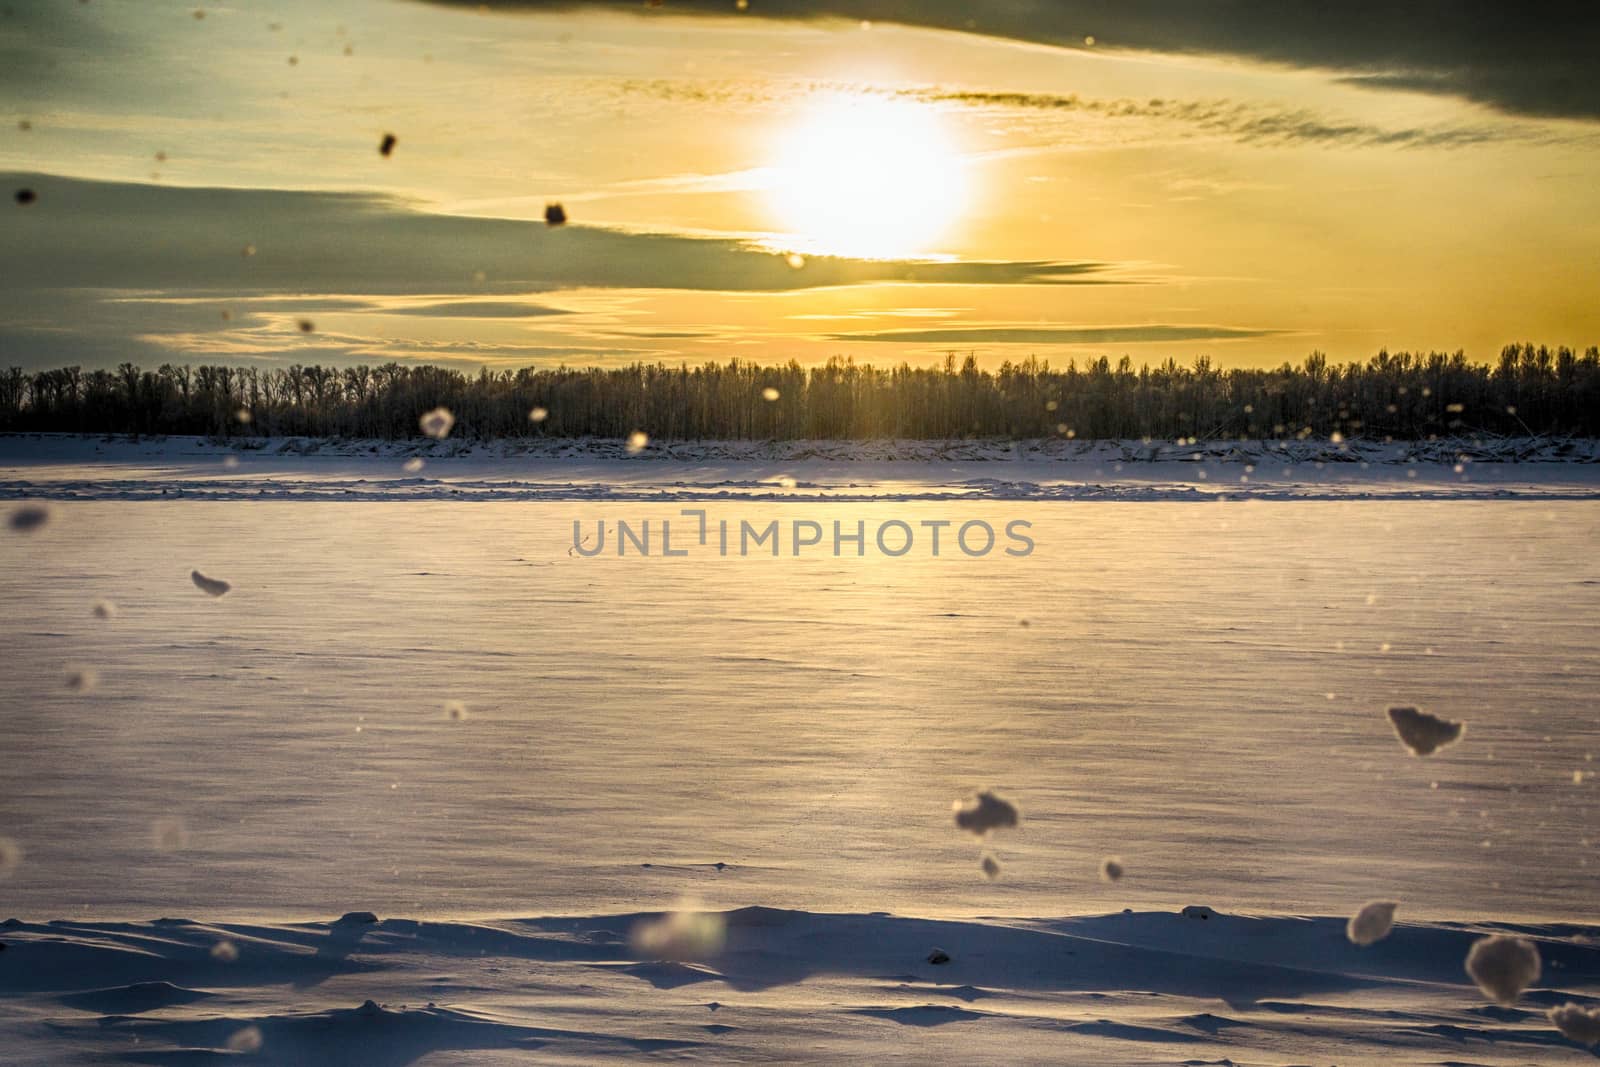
[612,78,1552,152]
[384,301,573,318]
[903,90,1522,150]
[826,325,1279,345]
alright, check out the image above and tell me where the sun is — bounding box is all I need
[765,94,968,260]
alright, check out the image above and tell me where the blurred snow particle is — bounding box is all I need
[191,570,231,597]
[777,475,797,490]
[630,909,725,961]
[222,455,240,470]
[1549,1003,1600,1047]
[235,407,252,424]
[379,132,397,157]
[0,837,21,879]
[92,599,117,619]
[1346,900,1398,945]
[1465,934,1541,1006]
[952,790,1020,836]
[65,668,98,692]
[761,387,780,402]
[211,939,239,962]
[981,854,1001,880]
[1386,705,1464,756]
[786,252,805,270]
[226,1025,263,1053]
[151,817,191,852]
[926,947,951,964]
[15,188,36,205]
[626,431,649,455]
[544,202,567,226]
[8,504,49,532]
[528,406,548,423]
[402,458,425,474]
[419,407,454,439]
[1100,856,1124,882]
[444,700,468,721]
[297,319,315,333]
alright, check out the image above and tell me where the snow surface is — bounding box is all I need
[2,436,1598,1062]
[3,909,1598,1064]
[2,432,1599,502]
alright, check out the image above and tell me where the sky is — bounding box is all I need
[2,0,1598,372]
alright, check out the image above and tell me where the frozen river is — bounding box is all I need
[4,497,1596,925]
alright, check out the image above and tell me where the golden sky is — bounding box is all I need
[3,0,1598,370]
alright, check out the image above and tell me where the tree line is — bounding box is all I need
[2,345,1595,441]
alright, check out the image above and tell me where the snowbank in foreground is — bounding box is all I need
[2,433,1598,501]
[3,907,1597,1064]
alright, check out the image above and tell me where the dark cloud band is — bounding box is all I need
[0,173,1112,295]
[426,0,1600,121]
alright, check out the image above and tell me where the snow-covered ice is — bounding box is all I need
[3,433,1600,503]
[0,436,1597,1062]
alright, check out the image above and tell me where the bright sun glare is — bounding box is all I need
[767,95,968,260]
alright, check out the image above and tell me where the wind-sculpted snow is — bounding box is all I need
[2,909,1596,1064]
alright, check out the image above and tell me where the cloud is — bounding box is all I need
[385,301,573,318]
[428,1,1600,121]
[903,90,1519,150]
[616,81,1536,151]
[0,172,1118,367]
[827,325,1277,345]
[0,173,1111,295]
